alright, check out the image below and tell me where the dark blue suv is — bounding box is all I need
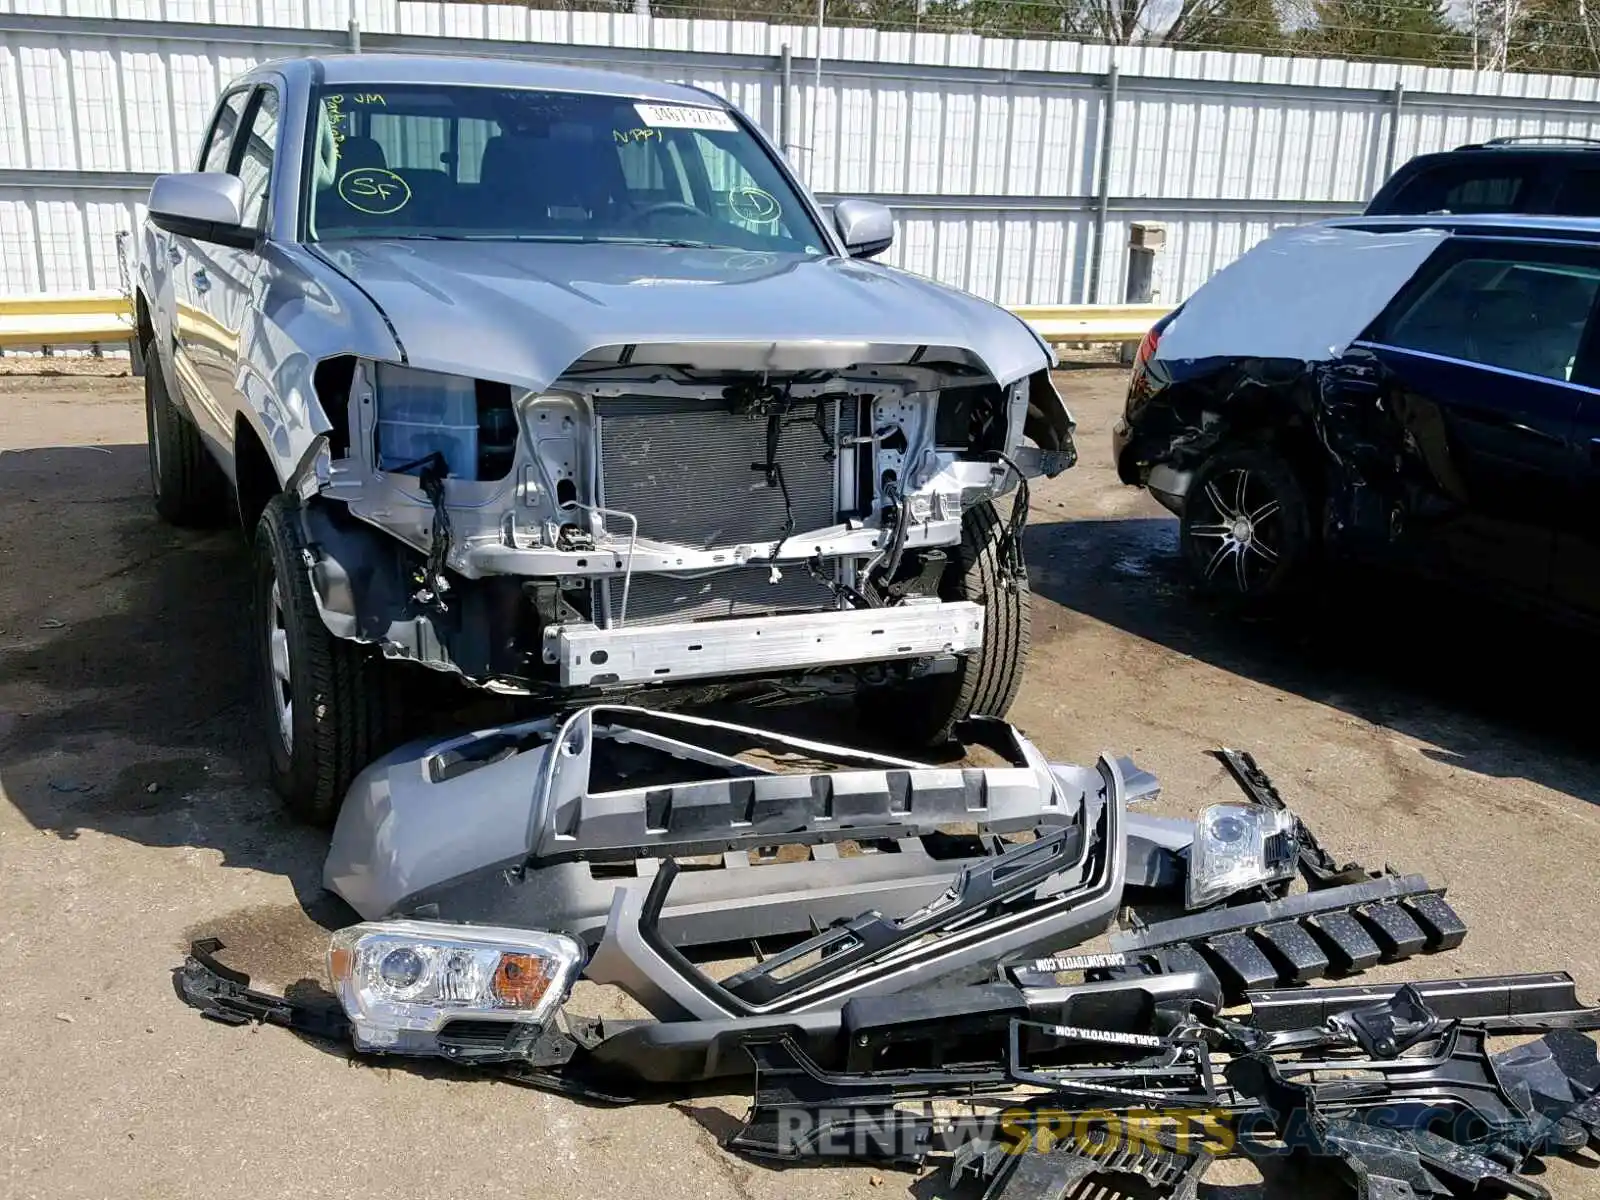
[1113,215,1600,617]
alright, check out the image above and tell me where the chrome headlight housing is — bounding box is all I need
[1185,803,1298,910]
[328,920,583,1054]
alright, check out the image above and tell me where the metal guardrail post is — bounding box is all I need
[1086,64,1118,305]
[348,17,361,53]
[1117,221,1164,364]
[1382,83,1404,181]
[779,43,792,160]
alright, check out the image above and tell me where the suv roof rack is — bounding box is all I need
[1461,135,1600,149]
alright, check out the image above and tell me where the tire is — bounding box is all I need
[254,493,405,825]
[871,501,1032,748]
[1178,443,1313,605]
[144,344,226,527]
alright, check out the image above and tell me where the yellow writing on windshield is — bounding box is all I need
[323,94,349,146]
[338,167,411,215]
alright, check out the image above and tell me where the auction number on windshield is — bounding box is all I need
[634,102,737,132]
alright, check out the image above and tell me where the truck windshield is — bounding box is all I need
[304,84,826,253]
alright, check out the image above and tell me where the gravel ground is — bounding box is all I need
[1,367,1597,1198]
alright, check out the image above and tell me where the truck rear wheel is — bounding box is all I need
[254,494,406,825]
[871,501,1031,748]
[144,348,226,527]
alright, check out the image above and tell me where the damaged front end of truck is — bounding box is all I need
[290,335,1073,701]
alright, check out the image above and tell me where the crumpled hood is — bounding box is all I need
[314,239,1051,389]
[1153,224,1449,364]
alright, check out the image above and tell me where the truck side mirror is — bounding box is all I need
[832,199,894,260]
[148,173,256,250]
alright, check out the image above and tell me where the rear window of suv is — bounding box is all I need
[1382,164,1534,214]
[1552,168,1600,216]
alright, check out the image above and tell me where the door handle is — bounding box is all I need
[191,268,211,294]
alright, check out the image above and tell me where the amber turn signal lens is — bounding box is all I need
[492,952,553,1009]
[328,944,354,984]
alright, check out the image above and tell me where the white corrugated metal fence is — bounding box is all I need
[4,0,1600,308]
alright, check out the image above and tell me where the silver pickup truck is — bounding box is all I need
[136,53,1077,822]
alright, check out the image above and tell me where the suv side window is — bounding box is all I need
[198,89,251,172]
[1383,248,1600,381]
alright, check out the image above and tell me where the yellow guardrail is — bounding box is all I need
[1012,303,1171,345]
[0,294,1169,351]
[0,292,132,349]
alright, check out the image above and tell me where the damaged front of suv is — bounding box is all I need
[199,61,1075,820]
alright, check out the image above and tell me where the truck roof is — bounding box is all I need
[268,53,722,107]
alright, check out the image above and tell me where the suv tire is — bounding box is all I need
[873,501,1031,748]
[144,349,227,527]
[1178,443,1312,605]
[254,494,406,825]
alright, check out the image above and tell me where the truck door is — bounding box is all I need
[183,84,279,460]
[169,86,252,452]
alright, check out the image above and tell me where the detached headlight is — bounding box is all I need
[328,920,583,1053]
[1185,803,1298,909]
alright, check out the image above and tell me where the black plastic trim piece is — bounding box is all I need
[1247,972,1600,1033]
[636,821,1086,1015]
[173,938,350,1039]
[1110,876,1464,998]
[1112,874,1437,951]
[718,825,1086,1007]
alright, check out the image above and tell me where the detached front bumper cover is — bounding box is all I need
[175,726,1600,1200]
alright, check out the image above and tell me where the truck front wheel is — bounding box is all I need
[253,494,405,824]
[870,501,1031,748]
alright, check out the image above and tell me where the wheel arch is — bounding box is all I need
[234,414,282,536]
[134,289,154,347]
[132,289,155,377]
[1205,413,1326,513]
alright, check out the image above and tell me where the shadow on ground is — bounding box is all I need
[0,444,343,911]
[1027,515,1600,809]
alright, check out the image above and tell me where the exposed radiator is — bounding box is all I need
[596,396,839,548]
[596,395,847,627]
